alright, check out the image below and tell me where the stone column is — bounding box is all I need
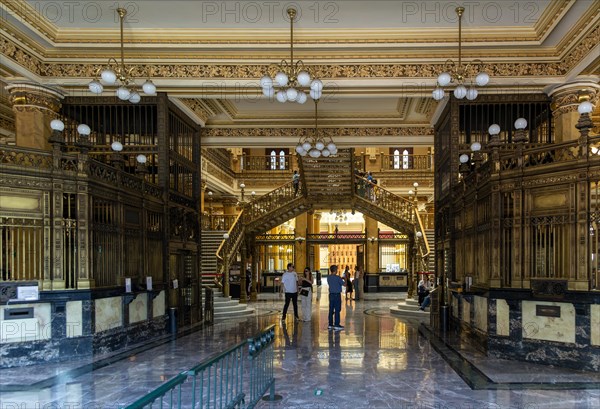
[548,79,600,143]
[295,212,308,270]
[312,213,322,271]
[200,180,207,214]
[365,216,379,274]
[6,83,64,150]
[222,198,238,216]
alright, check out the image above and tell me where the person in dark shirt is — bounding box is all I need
[327,265,346,331]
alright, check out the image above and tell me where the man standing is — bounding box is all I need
[281,263,300,321]
[327,264,346,330]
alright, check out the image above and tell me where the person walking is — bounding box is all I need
[300,267,313,321]
[327,264,346,331]
[354,265,363,300]
[281,263,300,321]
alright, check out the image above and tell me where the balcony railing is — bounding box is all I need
[380,154,434,171]
[238,154,297,173]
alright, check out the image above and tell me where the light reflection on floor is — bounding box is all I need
[0,296,599,409]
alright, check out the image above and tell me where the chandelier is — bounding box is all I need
[88,8,156,103]
[330,210,348,224]
[260,8,323,104]
[432,6,489,101]
[295,99,337,158]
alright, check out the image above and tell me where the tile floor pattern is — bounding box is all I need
[1,295,599,409]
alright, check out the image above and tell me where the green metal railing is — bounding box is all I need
[123,325,275,409]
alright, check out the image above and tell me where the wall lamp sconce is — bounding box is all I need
[416,231,423,239]
[295,236,305,243]
[368,237,378,244]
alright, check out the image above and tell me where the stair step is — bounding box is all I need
[390,306,430,318]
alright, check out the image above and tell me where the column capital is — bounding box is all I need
[6,82,64,114]
[547,79,600,118]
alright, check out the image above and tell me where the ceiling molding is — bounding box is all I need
[0,0,581,46]
[395,98,410,121]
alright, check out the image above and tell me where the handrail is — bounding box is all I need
[244,180,300,222]
[414,208,430,260]
[354,174,414,221]
[122,325,276,409]
[123,373,189,408]
[215,211,245,295]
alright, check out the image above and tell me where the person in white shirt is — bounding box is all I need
[281,263,300,321]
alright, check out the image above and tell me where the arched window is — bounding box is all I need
[279,150,286,170]
[393,149,400,169]
[402,149,409,169]
[390,147,413,170]
[265,148,290,170]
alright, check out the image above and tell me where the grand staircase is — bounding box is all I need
[300,148,354,204]
[203,148,429,321]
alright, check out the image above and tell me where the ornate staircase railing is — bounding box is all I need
[353,175,414,228]
[215,211,245,297]
[414,208,430,271]
[244,180,302,224]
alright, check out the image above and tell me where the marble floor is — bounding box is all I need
[1,294,599,409]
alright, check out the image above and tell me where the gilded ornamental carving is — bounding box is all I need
[203,127,434,138]
[1,25,599,81]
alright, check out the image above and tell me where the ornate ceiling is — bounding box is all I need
[1,0,599,146]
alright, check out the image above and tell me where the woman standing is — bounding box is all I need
[343,265,353,300]
[300,267,313,321]
[354,265,363,300]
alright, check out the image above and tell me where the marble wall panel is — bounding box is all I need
[66,300,83,338]
[473,296,488,332]
[153,291,165,318]
[129,294,147,324]
[451,295,459,318]
[496,299,510,336]
[522,301,575,344]
[0,303,51,343]
[591,304,600,346]
[462,299,471,325]
[94,297,122,333]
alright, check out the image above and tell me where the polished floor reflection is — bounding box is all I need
[1,294,599,409]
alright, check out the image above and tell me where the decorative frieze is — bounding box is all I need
[204,126,433,138]
[1,25,599,80]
